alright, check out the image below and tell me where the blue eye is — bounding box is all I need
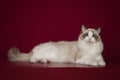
[93,35,98,39]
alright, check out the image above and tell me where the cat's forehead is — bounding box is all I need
[86,28,98,34]
[88,28,95,32]
[84,28,95,33]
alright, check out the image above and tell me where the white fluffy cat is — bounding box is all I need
[8,25,106,66]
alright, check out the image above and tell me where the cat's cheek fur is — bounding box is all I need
[91,38,96,43]
[84,37,89,42]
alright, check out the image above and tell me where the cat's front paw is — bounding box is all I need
[96,56,106,66]
[98,60,106,66]
[76,58,106,66]
[91,60,106,66]
[76,59,96,66]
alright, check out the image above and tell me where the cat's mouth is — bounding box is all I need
[86,40,96,44]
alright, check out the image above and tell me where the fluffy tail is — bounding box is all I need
[8,47,32,62]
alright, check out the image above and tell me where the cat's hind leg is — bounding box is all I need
[30,56,37,63]
[30,56,49,63]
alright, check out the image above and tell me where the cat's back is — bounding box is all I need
[55,41,77,46]
[32,41,77,52]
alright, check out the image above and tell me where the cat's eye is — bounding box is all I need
[83,33,88,38]
[93,35,98,39]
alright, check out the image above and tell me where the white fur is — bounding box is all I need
[30,41,77,63]
[8,25,106,66]
[77,39,105,66]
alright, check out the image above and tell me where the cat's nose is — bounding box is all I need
[89,38,92,41]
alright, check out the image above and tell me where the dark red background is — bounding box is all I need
[0,0,120,80]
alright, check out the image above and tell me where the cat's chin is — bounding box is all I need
[84,41,96,44]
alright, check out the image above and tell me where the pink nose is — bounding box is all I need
[89,38,92,41]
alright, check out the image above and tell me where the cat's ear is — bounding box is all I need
[81,25,87,32]
[96,27,101,34]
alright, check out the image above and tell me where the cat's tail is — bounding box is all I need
[8,47,32,62]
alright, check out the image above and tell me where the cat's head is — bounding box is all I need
[79,25,102,43]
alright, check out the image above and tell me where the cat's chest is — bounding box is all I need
[78,42,101,54]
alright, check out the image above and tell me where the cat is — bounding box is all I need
[8,25,106,66]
